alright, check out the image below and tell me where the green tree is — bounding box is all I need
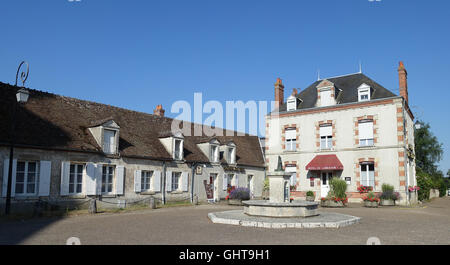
[414,120,443,175]
[447,169,450,178]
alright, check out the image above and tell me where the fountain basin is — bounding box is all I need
[243,200,319,218]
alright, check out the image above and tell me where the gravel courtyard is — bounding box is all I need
[1,197,449,245]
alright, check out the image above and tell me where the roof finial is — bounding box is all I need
[317,69,321,81]
[359,60,362,73]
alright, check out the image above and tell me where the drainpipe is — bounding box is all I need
[190,163,196,203]
[162,161,166,205]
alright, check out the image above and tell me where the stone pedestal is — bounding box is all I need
[268,171,292,203]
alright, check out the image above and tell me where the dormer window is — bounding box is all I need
[226,142,236,164]
[174,138,184,160]
[319,89,333,107]
[287,96,297,111]
[103,129,116,154]
[358,83,371,102]
[210,144,219,163]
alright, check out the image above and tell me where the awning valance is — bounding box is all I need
[305,154,343,170]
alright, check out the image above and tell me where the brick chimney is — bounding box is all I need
[398,61,409,104]
[292,88,298,96]
[153,104,165,117]
[274,77,284,108]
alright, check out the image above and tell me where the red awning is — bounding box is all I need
[305,154,344,170]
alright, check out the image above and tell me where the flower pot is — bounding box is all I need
[306,196,315,202]
[262,190,270,200]
[380,199,395,206]
[321,200,346,207]
[364,200,379,208]
[227,199,244,206]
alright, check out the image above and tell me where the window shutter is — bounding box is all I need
[115,166,124,195]
[85,163,97,195]
[320,125,332,136]
[290,172,297,186]
[359,121,373,139]
[60,161,70,196]
[134,170,142,193]
[285,129,296,140]
[2,159,9,197]
[181,172,189,192]
[38,161,51,196]
[95,164,103,194]
[153,171,161,192]
[222,174,228,190]
[166,171,172,192]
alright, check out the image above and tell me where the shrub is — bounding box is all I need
[306,191,315,197]
[382,183,394,193]
[229,187,250,200]
[416,169,433,201]
[329,178,347,199]
[357,185,373,193]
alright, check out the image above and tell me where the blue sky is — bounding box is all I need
[0,0,449,173]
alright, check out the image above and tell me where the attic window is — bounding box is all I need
[286,96,297,111]
[320,89,333,107]
[227,146,236,164]
[210,144,219,163]
[174,138,183,160]
[358,83,371,102]
[103,129,117,154]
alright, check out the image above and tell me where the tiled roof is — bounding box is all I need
[0,82,265,168]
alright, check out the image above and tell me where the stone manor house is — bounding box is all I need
[265,62,417,205]
[0,82,265,211]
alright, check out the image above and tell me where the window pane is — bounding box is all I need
[15,183,24,194]
[17,162,25,172]
[27,183,35,194]
[69,183,74,193]
[28,162,36,173]
[76,184,82,193]
[70,164,75,174]
[69,173,75,183]
[77,173,82,184]
[108,184,113,193]
[27,172,36,183]
[16,172,24,183]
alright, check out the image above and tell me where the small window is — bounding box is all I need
[101,165,115,194]
[310,178,315,187]
[319,124,333,150]
[285,128,296,151]
[210,145,219,163]
[227,147,236,164]
[171,172,181,191]
[174,139,183,160]
[103,129,116,154]
[69,164,84,194]
[141,171,153,192]
[287,96,297,111]
[358,84,371,102]
[320,89,333,107]
[15,161,39,196]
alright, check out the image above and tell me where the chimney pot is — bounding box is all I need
[154,104,165,117]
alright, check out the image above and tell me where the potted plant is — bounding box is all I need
[363,192,379,208]
[320,178,348,207]
[262,178,269,200]
[306,191,315,202]
[357,185,373,193]
[378,183,399,206]
[227,187,250,205]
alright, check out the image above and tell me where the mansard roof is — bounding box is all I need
[276,73,397,112]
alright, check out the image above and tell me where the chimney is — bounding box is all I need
[274,77,284,108]
[292,88,298,96]
[154,104,165,117]
[398,61,409,104]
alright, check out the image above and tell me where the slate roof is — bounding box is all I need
[0,82,265,168]
[277,73,398,112]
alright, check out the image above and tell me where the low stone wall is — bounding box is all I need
[429,189,440,199]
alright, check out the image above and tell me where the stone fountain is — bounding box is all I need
[243,156,319,218]
[207,156,360,228]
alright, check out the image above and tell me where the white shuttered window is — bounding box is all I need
[359,120,374,146]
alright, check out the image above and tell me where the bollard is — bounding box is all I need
[149,197,156,209]
[193,195,199,205]
[88,199,97,214]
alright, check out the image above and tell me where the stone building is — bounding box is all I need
[0,82,265,212]
[265,62,417,205]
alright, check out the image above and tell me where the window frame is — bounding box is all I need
[173,138,184,160]
[360,162,375,188]
[358,120,374,147]
[15,161,39,196]
[141,170,154,192]
[319,124,333,150]
[101,165,115,194]
[210,144,219,163]
[171,171,182,191]
[103,129,117,154]
[285,128,297,151]
[69,163,84,195]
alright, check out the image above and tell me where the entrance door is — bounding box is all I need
[321,172,332,198]
[247,175,254,198]
[211,174,219,202]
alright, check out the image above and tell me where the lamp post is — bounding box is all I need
[4,61,30,215]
